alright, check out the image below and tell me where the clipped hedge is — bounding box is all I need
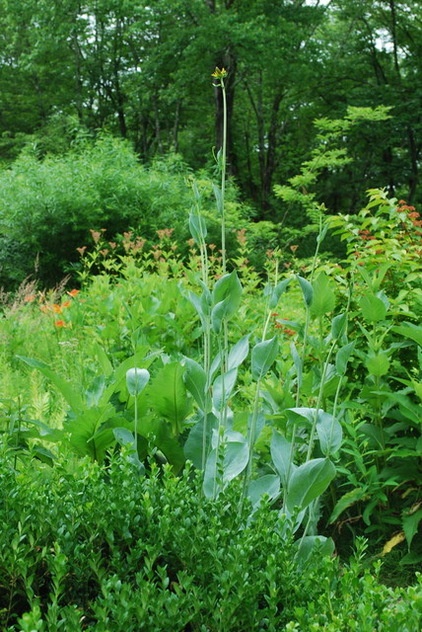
[1,448,421,631]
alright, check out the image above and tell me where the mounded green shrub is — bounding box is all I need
[1,448,421,631]
[0,139,252,290]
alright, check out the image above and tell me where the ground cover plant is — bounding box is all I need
[0,69,421,629]
[1,452,422,631]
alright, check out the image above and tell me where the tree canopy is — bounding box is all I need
[0,0,421,215]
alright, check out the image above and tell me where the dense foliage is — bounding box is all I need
[0,3,421,627]
[0,183,421,626]
[0,0,421,213]
[1,453,421,631]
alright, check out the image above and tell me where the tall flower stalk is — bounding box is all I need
[212,67,228,274]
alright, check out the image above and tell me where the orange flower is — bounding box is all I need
[51,304,62,314]
[55,320,66,328]
[67,289,80,297]
[61,300,71,309]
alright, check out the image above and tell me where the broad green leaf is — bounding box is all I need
[331,312,347,340]
[126,367,150,397]
[203,438,249,498]
[86,376,107,408]
[184,413,217,469]
[148,362,191,434]
[247,411,266,446]
[329,487,369,524]
[310,272,336,317]
[30,445,55,466]
[295,535,335,565]
[212,182,223,215]
[188,212,207,244]
[183,357,208,410]
[152,422,186,473]
[93,343,113,377]
[112,428,145,473]
[67,404,118,462]
[211,271,242,332]
[403,508,422,550]
[113,427,136,446]
[221,438,249,482]
[227,335,250,371]
[251,336,279,380]
[359,294,387,322]
[297,275,313,307]
[212,368,238,412]
[286,458,336,512]
[316,411,343,456]
[392,322,422,347]
[17,356,84,413]
[188,290,210,328]
[271,431,295,488]
[411,380,422,402]
[102,349,160,406]
[286,407,318,425]
[24,420,63,443]
[248,474,280,508]
[212,270,242,305]
[268,278,291,309]
[335,341,355,375]
[365,351,390,377]
[210,351,223,380]
[316,222,328,245]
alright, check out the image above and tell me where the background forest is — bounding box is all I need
[1,0,421,210]
[1,0,422,288]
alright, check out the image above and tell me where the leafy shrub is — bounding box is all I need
[1,450,421,631]
[0,138,249,290]
[324,190,422,561]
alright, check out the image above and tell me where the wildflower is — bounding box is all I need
[76,246,87,256]
[61,300,71,309]
[157,228,174,240]
[211,67,228,79]
[358,229,375,241]
[55,320,66,328]
[274,322,295,336]
[51,304,62,314]
[90,228,105,244]
[133,238,146,253]
[67,289,80,297]
[290,244,299,253]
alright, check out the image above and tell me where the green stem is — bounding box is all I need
[219,76,227,275]
[306,338,337,461]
